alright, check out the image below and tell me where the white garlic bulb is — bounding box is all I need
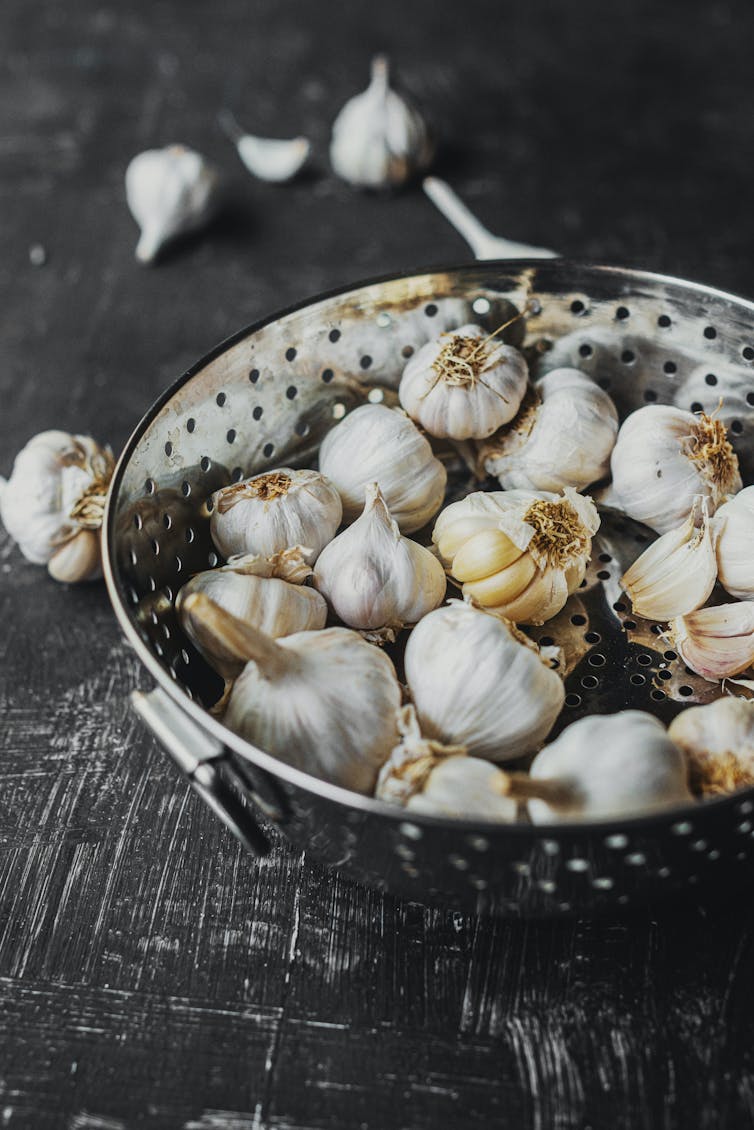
[125,145,220,264]
[481,368,619,492]
[0,429,113,583]
[433,487,599,625]
[210,469,342,562]
[669,603,754,682]
[668,697,754,796]
[184,593,401,793]
[404,601,564,762]
[318,404,446,533]
[621,495,717,621]
[713,486,754,600]
[376,705,518,821]
[218,110,310,183]
[399,324,528,440]
[609,405,742,534]
[330,55,434,189]
[525,711,692,824]
[313,483,446,637]
[176,547,327,680]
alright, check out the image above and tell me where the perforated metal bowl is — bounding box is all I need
[103,260,754,917]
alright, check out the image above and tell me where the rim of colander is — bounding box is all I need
[103,258,754,836]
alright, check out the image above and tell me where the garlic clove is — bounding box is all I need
[47,528,102,583]
[218,110,310,183]
[621,495,717,621]
[330,55,434,189]
[125,145,221,264]
[462,551,537,607]
[669,602,754,681]
[714,486,754,600]
[450,527,522,582]
[668,697,754,796]
[486,567,569,626]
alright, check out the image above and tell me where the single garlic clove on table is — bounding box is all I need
[669,602,754,681]
[125,145,221,264]
[713,485,754,600]
[218,110,310,183]
[668,697,754,796]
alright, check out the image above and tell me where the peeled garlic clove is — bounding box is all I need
[610,404,742,534]
[313,483,446,633]
[218,110,310,183]
[668,697,754,796]
[0,430,112,581]
[713,486,754,600]
[330,55,434,189]
[404,601,564,762]
[184,593,402,794]
[523,711,692,823]
[210,468,342,562]
[398,323,528,440]
[125,145,221,264]
[669,602,754,681]
[318,404,446,533]
[621,495,717,620]
[481,369,619,492]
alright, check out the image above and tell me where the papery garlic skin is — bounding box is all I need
[668,697,754,796]
[714,486,754,600]
[313,484,446,632]
[610,405,742,534]
[125,145,220,264]
[0,430,112,582]
[399,324,528,441]
[433,487,599,625]
[669,603,754,682]
[527,711,692,824]
[404,601,564,762]
[621,495,717,620]
[330,55,434,189]
[318,404,446,532]
[210,469,342,562]
[481,369,619,492]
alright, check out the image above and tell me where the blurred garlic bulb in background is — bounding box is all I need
[0,430,113,583]
[480,368,618,491]
[218,110,310,183]
[176,547,327,681]
[399,324,528,440]
[313,484,446,637]
[713,486,754,600]
[376,705,518,821]
[210,469,342,562]
[330,55,434,189]
[433,487,599,624]
[184,593,401,793]
[525,712,692,823]
[609,405,741,534]
[125,145,221,264]
[404,601,564,762]
[621,496,717,620]
[668,697,754,796]
[669,603,754,681]
[318,404,446,532]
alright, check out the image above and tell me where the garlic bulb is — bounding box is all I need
[713,486,754,600]
[176,547,327,680]
[609,405,742,534]
[399,324,528,440]
[313,483,446,637]
[184,593,401,793]
[318,404,446,532]
[210,469,342,562]
[330,55,434,189]
[0,430,113,583]
[621,495,717,621]
[433,487,599,625]
[125,145,220,264]
[669,603,754,682]
[523,712,692,824]
[218,110,310,183]
[480,368,618,492]
[404,601,564,762]
[376,705,518,821]
[668,697,754,796]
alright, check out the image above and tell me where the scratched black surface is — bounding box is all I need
[3,1,754,1127]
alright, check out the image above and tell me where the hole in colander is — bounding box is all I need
[402,345,415,358]
[333,403,347,420]
[588,653,606,667]
[651,689,666,701]
[129,549,137,566]
[743,346,754,361]
[747,392,754,406]
[164,441,173,456]
[175,556,183,573]
[679,685,694,696]
[208,552,218,567]
[145,478,155,495]
[585,631,601,643]
[565,693,581,707]
[616,306,630,320]
[285,347,297,362]
[164,585,174,601]
[663,360,677,374]
[472,297,490,315]
[321,368,334,383]
[644,388,658,402]
[226,429,237,444]
[181,480,191,497]
[579,343,593,358]
[133,514,143,530]
[630,673,646,686]
[613,600,626,612]
[658,670,673,682]
[570,299,585,314]
[581,675,599,689]
[216,392,226,407]
[232,466,244,481]
[539,635,555,646]
[658,314,671,328]
[151,539,159,555]
[731,419,744,434]
[249,368,260,383]
[368,388,384,403]
[596,569,610,580]
[253,406,263,420]
[329,328,341,343]
[621,350,635,364]
[205,497,214,513]
[377,311,392,327]
[263,443,275,458]
[571,614,587,626]
[161,623,171,640]
[425,303,438,317]
[295,420,311,437]
[186,417,195,433]
[690,401,703,413]
[704,326,717,340]
[598,552,612,563]
[285,386,297,400]
[705,373,718,386]
[163,514,172,530]
[185,527,195,544]
[360,355,372,370]
[200,456,211,472]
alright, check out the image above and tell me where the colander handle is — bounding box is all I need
[132,687,270,856]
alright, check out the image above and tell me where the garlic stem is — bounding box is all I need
[498,770,575,809]
[181,592,293,679]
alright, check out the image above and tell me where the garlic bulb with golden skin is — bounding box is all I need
[668,697,754,796]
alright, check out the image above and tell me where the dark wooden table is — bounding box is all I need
[4,2,754,1126]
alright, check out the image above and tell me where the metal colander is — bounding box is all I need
[103,260,754,918]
